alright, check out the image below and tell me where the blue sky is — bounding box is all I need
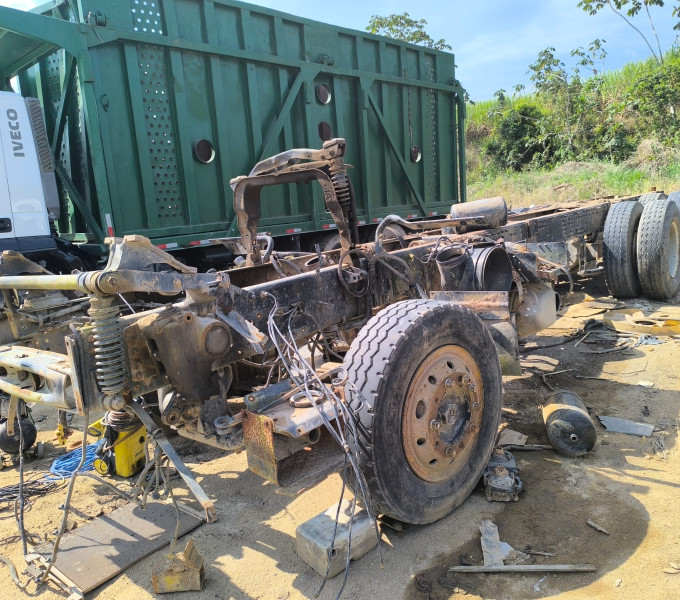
[3,0,678,100]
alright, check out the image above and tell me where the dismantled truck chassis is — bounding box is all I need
[0,138,608,526]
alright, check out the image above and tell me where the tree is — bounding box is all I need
[366,13,452,51]
[578,0,680,64]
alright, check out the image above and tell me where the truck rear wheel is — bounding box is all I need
[344,300,502,524]
[603,200,643,298]
[637,197,680,299]
[638,192,667,206]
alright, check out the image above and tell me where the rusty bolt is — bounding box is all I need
[429,419,441,430]
[470,424,479,433]
[445,378,453,389]
[468,383,477,392]
[106,276,118,286]
[462,375,471,386]
[472,402,480,411]
[445,446,456,457]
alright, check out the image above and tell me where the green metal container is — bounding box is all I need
[0,0,466,250]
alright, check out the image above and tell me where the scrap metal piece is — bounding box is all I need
[479,519,505,567]
[242,410,278,484]
[151,538,205,594]
[586,519,610,535]
[32,501,201,594]
[598,415,654,437]
[448,565,597,573]
[603,309,680,336]
[483,448,522,502]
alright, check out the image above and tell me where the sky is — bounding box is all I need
[2,0,678,100]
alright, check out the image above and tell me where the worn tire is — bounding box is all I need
[344,300,502,524]
[638,192,667,206]
[667,190,680,209]
[602,201,643,298]
[637,197,680,299]
[0,418,37,455]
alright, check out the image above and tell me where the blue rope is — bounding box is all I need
[49,443,99,477]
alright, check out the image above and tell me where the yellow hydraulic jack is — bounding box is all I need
[89,417,147,478]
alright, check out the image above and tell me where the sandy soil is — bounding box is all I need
[0,275,679,600]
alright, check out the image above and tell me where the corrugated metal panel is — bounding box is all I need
[1,0,467,246]
[33,500,202,593]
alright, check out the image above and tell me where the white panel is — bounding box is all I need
[0,119,14,239]
[0,91,50,237]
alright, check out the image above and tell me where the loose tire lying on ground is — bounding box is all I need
[344,299,502,525]
[637,197,680,299]
[602,200,644,298]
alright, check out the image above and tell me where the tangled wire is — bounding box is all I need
[263,293,382,599]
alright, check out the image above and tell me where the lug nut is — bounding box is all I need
[429,419,441,430]
[472,402,480,411]
[445,446,456,457]
[445,378,453,389]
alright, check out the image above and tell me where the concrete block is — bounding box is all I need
[295,499,378,577]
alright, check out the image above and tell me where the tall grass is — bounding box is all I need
[464,50,680,204]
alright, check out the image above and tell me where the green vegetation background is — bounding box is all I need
[465,49,680,206]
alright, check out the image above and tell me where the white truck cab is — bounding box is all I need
[0,91,59,254]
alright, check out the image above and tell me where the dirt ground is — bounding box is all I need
[0,274,679,600]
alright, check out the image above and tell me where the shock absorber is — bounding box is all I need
[328,156,352,216]
[87,296,127,404]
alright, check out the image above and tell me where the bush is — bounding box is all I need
[484,103,554,171]
[626,50,680,144]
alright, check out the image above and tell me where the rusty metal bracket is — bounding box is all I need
[232,139,358,265]
[242,410,278,484]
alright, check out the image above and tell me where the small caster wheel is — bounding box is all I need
[36,441,45,459]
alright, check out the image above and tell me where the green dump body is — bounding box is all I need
[0,0,466,249]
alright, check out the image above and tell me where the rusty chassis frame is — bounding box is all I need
[0,138,611,521]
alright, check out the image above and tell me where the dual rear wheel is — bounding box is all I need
[603,194,680,299]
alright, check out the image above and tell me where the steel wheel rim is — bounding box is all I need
[402,345,484,483]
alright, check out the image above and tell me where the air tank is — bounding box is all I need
[542,390,597,457]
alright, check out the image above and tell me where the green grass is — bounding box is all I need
[464,50,680,207]
[467,159,680,208]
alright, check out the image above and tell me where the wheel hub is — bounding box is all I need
[402,345,484,483]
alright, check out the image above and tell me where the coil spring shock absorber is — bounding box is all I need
[88,297,127,398]
[329,156,352,216]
